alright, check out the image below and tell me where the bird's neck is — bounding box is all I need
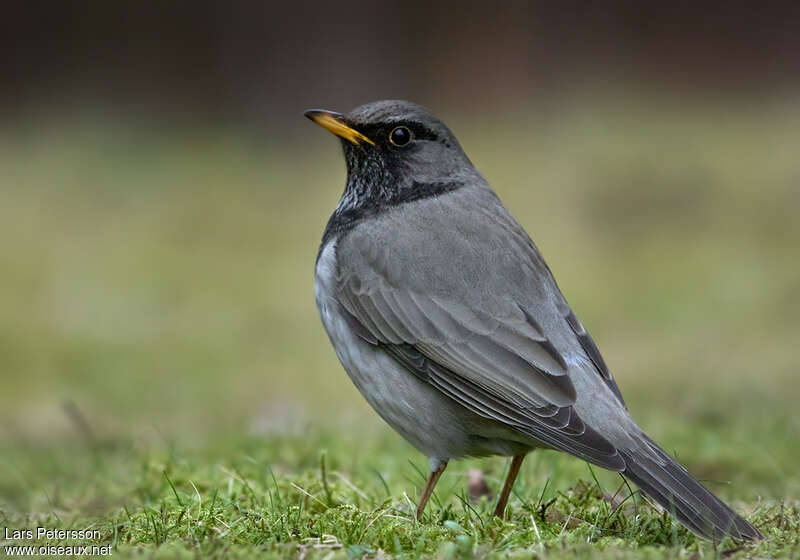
[320,172,464,251]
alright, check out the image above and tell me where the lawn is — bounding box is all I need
[1,96,798,557]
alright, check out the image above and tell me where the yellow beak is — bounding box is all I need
[304,110,375,146]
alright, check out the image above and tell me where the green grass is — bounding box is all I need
[1,433,797,558]
[1,96,799,557]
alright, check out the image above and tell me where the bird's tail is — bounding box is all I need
[619,434,761,541]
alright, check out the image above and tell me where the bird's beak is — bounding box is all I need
[304,109,375,146]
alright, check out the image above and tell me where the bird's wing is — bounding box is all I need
[331,185,626,470]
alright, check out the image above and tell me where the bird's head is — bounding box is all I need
[305,100,477,212]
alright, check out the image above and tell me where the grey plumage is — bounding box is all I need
[309,100,761,541]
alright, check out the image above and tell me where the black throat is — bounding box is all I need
[319,178,464,254]
[318,133,469,258]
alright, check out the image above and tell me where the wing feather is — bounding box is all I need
[337,277,625,470]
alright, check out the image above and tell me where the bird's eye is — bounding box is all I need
[389,126,412,147]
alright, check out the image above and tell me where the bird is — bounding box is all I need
[305,100,762,541]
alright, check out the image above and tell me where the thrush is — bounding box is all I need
[306,100,761,541]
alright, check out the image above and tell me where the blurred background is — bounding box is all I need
[1,1,798,505]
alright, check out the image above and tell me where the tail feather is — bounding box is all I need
[620,436,762,541]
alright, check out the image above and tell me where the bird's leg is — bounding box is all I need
[416,459,448,520]
[493,454,526,518]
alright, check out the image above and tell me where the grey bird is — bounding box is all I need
[306,100,761,541]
